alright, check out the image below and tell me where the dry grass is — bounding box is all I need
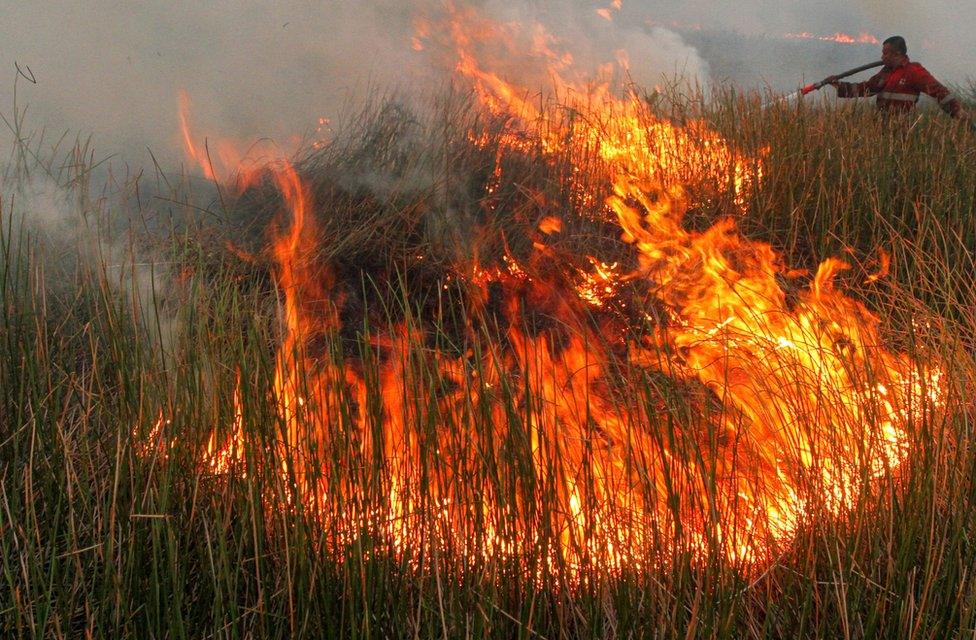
[1,87,975,638]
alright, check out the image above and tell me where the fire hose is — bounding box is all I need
[797,60,884,96]
[762,60,883,109]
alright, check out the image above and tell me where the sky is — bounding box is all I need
[0,0,972,169]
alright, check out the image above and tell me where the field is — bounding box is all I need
[2,82,976,639]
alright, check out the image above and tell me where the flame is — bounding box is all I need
[178,89,324,186]
[160,4,946,576]
[431,2,762,220]
[784,31,880,45]
[596,1,621,21]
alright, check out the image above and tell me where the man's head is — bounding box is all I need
[882,36,908,69]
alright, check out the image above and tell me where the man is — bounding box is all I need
[828,36,965,120]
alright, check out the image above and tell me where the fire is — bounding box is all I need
[785,31,880,46]
[178,90,324,185]
[597,0,622,21]
[167,3,945,576]
[427,2,762,218]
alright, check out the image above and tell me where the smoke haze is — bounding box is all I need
[0,0,972,167]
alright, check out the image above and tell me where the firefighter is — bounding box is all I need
[826,36,967,120]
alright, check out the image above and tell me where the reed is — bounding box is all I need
[1,87,974,638]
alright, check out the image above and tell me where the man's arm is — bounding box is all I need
[830,71,885,98]
[909,64,963,117]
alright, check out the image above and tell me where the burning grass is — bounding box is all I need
[2,79,976,638]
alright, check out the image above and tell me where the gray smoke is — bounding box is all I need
[616,1,974,88]
[0,0,971,169]
[1,165,179,354]
[0,1,702,169]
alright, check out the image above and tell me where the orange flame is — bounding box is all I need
[162,4,945,576]
[178,89,323,187]
[785,31,880,45]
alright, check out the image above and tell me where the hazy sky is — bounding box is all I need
[0,1,972,168]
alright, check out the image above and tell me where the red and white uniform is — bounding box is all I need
[836,58,961,117]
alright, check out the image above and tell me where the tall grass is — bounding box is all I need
[1,88,975,639]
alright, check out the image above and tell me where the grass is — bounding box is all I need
[1,86,975,639]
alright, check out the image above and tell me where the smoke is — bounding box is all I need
[0,0,971,171]
[861,3,976,82]
[0,1,707,169]
[1,159,179,355]
[615,1,974,89]
[0,2,425,168]
[464,0,711,92]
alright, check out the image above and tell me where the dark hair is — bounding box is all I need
[883,35,907,55]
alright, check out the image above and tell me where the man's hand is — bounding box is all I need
[824,75,841,87]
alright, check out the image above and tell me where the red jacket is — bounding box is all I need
[836,58,961,117]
